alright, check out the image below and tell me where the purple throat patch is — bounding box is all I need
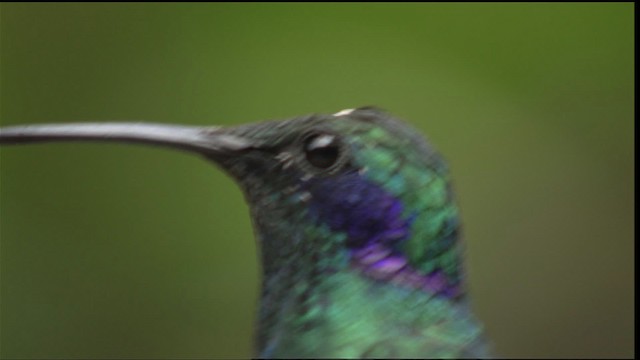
[305,171,460,298]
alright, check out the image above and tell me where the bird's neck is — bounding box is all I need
[250,214,485,358]
[256,267,486,358]
[241,175,486,357]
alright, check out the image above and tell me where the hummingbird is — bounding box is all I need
[0,107,490,358]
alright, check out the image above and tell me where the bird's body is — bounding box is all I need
[258,271,488,358]
[0,107,489,358]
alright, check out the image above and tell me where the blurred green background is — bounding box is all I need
[0,3,633,359]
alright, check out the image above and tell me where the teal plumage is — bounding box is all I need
[217,108,488,358]
[0,107,490,358]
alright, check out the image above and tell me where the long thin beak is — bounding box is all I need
[0,122,253,156]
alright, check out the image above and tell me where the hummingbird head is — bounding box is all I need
[214,107,464,300]
[0,107,487,358]
[0,107,464,299]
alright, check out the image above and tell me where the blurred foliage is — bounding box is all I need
[0,3,633,358]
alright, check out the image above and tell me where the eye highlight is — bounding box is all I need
[303,133,340,169]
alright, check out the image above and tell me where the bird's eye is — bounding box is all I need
[303,133,340,169]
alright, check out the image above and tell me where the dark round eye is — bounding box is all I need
[303,133,340,169]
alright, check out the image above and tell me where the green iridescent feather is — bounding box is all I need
[218,108,490,358]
